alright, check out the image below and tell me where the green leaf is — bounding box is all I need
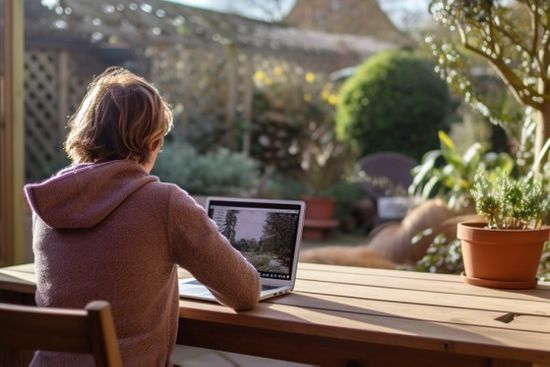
[438,131,464,172]
[533,138,550,174]
[409,150,441,194]
[422,176,442,199]
[495,153,514,174]
[463,142,482,167]
[438,130,455,151]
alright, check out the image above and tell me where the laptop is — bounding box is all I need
[179,196,305,302]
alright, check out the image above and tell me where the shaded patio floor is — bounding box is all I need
[171,345,313,367]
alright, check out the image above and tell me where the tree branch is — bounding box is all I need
[525,0,548,85]
[487,8,501,58]
[530,0,540,56]
[458,21,544,108]
[543,30,550,79]
[470,4,550,107]
[437,1,550,109]
[483,3,544,77]
[490,56,547,107]
[491,22,529,55]
[456,22,485,56]
[542,2,550,29]
[490,20,545,78]
[536,3,550,94]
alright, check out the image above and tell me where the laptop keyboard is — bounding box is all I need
[184,279,280,291]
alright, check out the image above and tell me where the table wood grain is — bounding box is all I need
[2,262,550,367]
[178,263,550,366]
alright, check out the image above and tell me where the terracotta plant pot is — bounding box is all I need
[302,196,336,221]
[302,196,338,240]
[457,222,550,289]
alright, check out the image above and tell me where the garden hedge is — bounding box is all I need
[336,50,451,160]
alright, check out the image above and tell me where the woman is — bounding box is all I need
[24,67,260,366]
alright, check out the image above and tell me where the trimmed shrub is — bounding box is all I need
[153,142,260,196]
[336,50,451,160]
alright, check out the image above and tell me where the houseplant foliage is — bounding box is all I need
[412,136,549,277]
[457,167,550,289]
[471,169,550,230]
[428,0,550,170]
[409,130,513,211]
[336,50,451,160]
[414,233,464,274]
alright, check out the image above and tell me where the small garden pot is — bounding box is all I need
[301,196,337,240]
[457,222,550,289]
[302,196,336,221]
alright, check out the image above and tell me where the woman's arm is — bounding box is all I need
[167,186,260,310]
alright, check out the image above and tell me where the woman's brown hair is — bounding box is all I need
[65,67,173,164]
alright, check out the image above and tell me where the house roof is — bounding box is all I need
[285,0,412,46]
[25,0,395,59]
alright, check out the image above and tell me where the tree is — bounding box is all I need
[222,210,238,244]
[428,0,550,170]
[261,213,297,259]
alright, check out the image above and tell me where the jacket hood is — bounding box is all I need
[24,160,158,229]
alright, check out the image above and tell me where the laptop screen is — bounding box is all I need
[207,199,302,280]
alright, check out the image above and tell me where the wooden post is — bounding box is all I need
[225,44,238,149]
[0,0,25,265]
[242,54,253,155]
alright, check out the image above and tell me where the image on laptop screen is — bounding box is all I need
[208,200,301,280]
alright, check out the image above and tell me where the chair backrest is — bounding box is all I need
[358,152,417,199]
[0,300,122,367]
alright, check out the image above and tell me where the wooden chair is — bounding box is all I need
[358,152,417,200]
[0,301,122,367]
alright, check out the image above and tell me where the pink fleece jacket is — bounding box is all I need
[24,159,261,366]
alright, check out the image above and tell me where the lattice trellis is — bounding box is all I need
[24,49,97,181]
[24,50,63,181]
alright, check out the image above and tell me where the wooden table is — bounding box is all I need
[1,263,550,367]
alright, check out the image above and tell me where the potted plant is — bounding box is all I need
[299,153,343,240]
[299,128,355,240]
[457,168,550,289]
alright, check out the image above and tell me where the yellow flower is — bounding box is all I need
[321,89,330,100]
[254,70,266,81]
[328,94,339,105]
[273,66,283,76]
[305,72,315,83]
[303,93,312,102]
